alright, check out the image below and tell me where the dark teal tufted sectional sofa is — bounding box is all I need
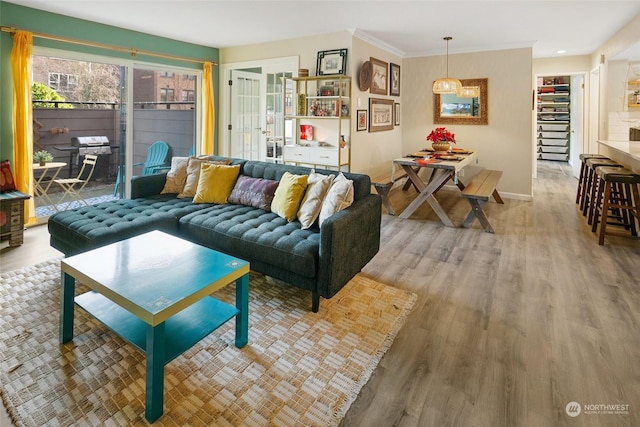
[48,157,382,312]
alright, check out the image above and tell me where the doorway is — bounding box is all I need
[534,72,588,179]
[221,56,298,161]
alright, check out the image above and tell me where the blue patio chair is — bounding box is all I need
[113,141,171,196]
[134,140,172,175]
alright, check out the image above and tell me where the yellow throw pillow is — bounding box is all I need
[192,163,241,204]
[271,172,308,221]
[178,157,231,198]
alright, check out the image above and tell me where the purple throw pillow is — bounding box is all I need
[228,175,279,211]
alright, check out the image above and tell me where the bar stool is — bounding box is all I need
[576,154,608,206]
[591,166,640,245]
[582,158,622,219]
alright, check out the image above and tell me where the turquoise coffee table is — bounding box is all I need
[59,230,250,422]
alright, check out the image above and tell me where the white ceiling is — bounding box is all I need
[5,0,640,59]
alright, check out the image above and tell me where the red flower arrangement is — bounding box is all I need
[426,127,456,144]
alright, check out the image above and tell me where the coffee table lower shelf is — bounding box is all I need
[75,291,239,363]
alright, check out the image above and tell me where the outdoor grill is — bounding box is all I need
[71,136,112,156]
[55,136,115,179]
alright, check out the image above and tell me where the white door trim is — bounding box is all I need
[220,56,299,157]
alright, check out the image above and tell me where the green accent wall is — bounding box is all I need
[0,1,219,163]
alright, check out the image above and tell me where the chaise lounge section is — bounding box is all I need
[48,157,382,312]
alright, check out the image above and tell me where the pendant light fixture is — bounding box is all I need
[457,85,480,98]
[432,36,461,94]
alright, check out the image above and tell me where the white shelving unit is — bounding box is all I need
[537,75,570,161]
[282,75,350,170]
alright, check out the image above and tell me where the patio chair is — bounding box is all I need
[135,140,172,175]
[54,154,98,210]
[113,141,172,196]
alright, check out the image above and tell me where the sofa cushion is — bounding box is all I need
[0,160,17,193]
[193,163,240,204]
[228,175,279,211]
[179,204,320,278]
[240,160,371,202]
[271,172,308,221]
[47,194,217,254]
[160,156,189,194]
[319,173,354,226]
[297,170,334,229]
[178,157,231,198]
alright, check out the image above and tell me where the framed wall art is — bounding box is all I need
[357,109,367,131]
[316,48,348,75]
[369,57,388,95]
[390,63,400,96]
[369,98,394,132]
[394,103,400,126]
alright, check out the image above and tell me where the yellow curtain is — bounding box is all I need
[10,31,36,225]
[200,61,215,155]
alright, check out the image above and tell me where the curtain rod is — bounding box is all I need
[1,26,218,66]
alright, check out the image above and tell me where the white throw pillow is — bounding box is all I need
[318,172,354,226]
[297,170,334,229]
[160,156,189,194]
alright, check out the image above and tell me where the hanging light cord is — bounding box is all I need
[444,36,452,77]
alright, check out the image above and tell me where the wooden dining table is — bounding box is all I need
[393,151,477,225]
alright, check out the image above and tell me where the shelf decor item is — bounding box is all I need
[426,127,456,152]
[316,48,347,76]
[34,150,53,166]
[300,125,313,140]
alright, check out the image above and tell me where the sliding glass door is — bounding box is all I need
[31,47,201,214]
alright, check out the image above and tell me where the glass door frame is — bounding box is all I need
[32,46,203,198]
[220,56,298,159]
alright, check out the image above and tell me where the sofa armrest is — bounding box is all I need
[316,193,382,299]
[130,173,167,198]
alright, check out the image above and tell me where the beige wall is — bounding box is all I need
[403,48,534,197]
[533,55,591,75]
[220,32,352,73]
[222,39,535,198]
[350,37,403,175]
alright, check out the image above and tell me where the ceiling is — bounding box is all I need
[5,0,640,59]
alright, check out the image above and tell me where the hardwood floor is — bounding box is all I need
[342,161,639,427]
[1,161,638,427]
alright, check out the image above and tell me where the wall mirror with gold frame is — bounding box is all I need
[433,78,488,125]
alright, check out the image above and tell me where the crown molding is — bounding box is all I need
[349,28,406,58]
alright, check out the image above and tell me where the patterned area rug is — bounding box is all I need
[0,259,415,426]
[35,194,118,218]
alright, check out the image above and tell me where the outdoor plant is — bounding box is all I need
[426,127,456,144]
[34,150,54,165]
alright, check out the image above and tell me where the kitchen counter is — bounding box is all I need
[597,140,640,172]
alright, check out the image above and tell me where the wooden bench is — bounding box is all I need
[370,170,409,215]
[461,169,504,233]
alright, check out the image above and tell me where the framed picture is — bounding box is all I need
[316,49,348,75]
[394,103,400,126]
[390,63,400,96]
[369,57,388,95]
[357,109,367,131]
[369,98,394,132]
